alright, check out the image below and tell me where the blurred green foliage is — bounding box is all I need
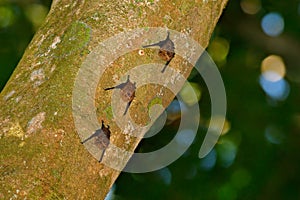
[1,0,300,200]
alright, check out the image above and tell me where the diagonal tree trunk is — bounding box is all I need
[0,0,228,199]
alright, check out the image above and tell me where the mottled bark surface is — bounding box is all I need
[0,0,228,199]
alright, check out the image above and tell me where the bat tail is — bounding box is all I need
[166,31,170,39]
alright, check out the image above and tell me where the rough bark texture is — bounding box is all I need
[0,0,228,199]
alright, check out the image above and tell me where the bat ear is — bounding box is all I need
[126,75,130,83]
[167,31,170,37]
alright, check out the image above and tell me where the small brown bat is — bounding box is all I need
[81,120,111,162]
[104,75,136,115]
[142,31,175,73]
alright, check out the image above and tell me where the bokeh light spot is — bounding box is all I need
[218,183,237,200]
[199,148,217,171]
[261,55,286,82]
[261,12,284,37]
[259,75,290,101]
[166,99,181,123]
[207,37,230,65]
[217,139,237,168]
[264,125,285,144]
[0,6,15,28]
[221,118,231,135]
[25,4,48,30]
[292,114,300,130]
[179,82,201,106]
[175,129,195,147]
[240,0,261,15]
[231,168,252,189]
[208,115,229,135]
[156,168,172,185]
[104,184,116,200]
[184,165,197,179]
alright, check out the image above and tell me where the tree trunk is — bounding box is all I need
[0,0,228,199]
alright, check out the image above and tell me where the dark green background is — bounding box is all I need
[1,0,299,199]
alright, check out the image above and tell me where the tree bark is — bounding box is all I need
[0,0,228,199]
